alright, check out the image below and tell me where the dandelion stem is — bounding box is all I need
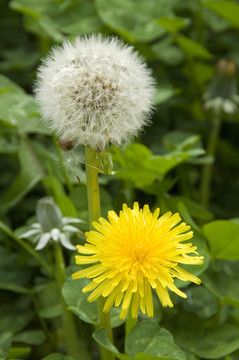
[200,113,222,208]
[53,243,90,360]
[53,134,73,193]
[85,146,115,360]
[125,306,137,337]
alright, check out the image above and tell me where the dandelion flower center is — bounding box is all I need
[73,203,204,320]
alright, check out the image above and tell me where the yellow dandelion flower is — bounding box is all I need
[72,203,203,320]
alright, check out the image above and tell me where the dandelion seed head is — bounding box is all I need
[35,35,155,150]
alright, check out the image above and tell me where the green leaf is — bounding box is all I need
[126,321,185,360]
[169,313,204,354]
[62,277,98,325]
[195,324,239,359]
[152,37,184,66]
[0,74,24,94]
[0,307,34,333]
[203,220,239,259]
[204,1,239,28]
[10,0,101,40]
[95,0,176,42]
[201,261,239,306]
[158,17,190,33]
[93,328,130,360]
[41,354,74,360]
[134,354,173,360]
[13,330,46,345]
[0,137,19,154]
[168,196,214,222]
[38,304,62,319]
[111,142,205,189]
[7,346,31,358]
[154,86,180,105]
[33,281,62,319]
[0,137,43,212]
[176,35,213,59]
[0,333,11,360]
[0,246,31,294]
[0,75,47,134]
[182,286,218,319]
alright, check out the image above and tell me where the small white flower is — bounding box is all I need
[20,197,84,251]
[35,35,155,150]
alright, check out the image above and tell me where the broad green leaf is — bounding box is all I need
[10,0,101,40]
[176,35,213,59]
[171,310,239,358]
[201,261,239,307]
[13,330,46,345]
[0,138,43,212]
[169,313,204,354]
[0,74,24,94]
[126,321,185,360]
[0,75,47,134]
[158,17,190,33]
[0,333,11,360]
[134,354,174,360]
[7,346,31,358]
[0,307,34,333]
[152,37,184,66]
[154,86,180,105]
[182,286,218,319]
[204,5,230,32]
[95,0,177,42]
[62,277,98,325]
[203,220,239,259]
[93,328,130,360]
[204,1,239,28]
[33,281,62,319]
[38,304,62,319]
[167,195,214,222]
[0,137,19,154]
[0,246,31,294]
[111,142,205,189]
[41,354,74,360]
[195,324,239,359]
[0,272,29,294]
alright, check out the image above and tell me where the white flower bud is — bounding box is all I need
[35,35,155,150]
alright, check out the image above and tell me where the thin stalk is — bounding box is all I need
[85,146,115,360]
[30,291,56,350]
[53,134,73,193]
[195,0,203,44]
[0,220,52,276]
[125,307,137,338]
[200,113,222,208]
[53,243,90,360]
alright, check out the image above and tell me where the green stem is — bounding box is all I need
[53,134,73,193]
[125,307,137,338]
[85,146,115,360]
[30,291,56,350]
[124,306,137,355]
[0,220,52,276]
[195,0,203,43]
[53,243,90,360]
[200,113,222,208]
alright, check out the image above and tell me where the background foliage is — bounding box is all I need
[1,0,239,359]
